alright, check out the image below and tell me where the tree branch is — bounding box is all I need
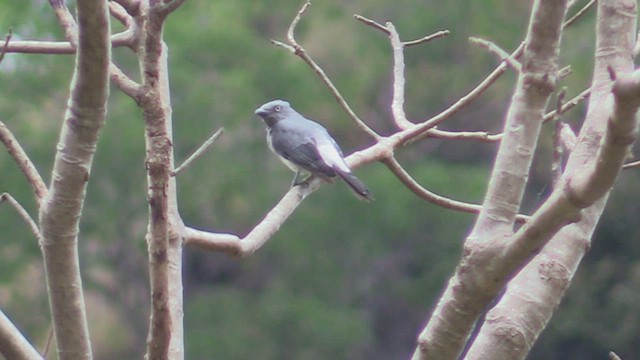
[465,0,638,358]
[171,127,224,177]
[469,37,522,72]
[412,1,570,359]
[39,0,111,358]
[271,2,379,139]
[0,193,40,239]
[0,121,48,203]
[398,42,526,146]
[0,29,12,64]
[4,31,136,55]
[0,309,43,360]
[387,22,412,129]
[138,3,184,359]
[382,157,529,222]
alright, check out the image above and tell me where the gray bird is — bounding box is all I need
[254,99,373,201]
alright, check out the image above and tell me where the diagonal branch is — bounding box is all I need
[382,157,529,223]
[272,2,379,139]
[412,1,570,359]
[171,127,224,176]
[0,193,40,239]
[0,308,43,360]
[0,29,12,64]
[464,1,638,358]
[0,120,48,203]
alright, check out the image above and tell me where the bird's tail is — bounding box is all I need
[335,169,374,202]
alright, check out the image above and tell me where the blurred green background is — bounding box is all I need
[1,1,638,359]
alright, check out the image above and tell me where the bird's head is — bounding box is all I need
[254,99,292,127]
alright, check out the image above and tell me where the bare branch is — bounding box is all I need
[0,120,48,203]
[4,41,76,55]
[0,193,40,239]
[272,2,380,139]
[623,159,640,168]
[0,29,12,65]
[0,309,43,360]
[353,14,390,35]
[552,90,567,187]
[387,22,412,129]
[5,31,137,55]
[39,0,112,358]
[413,1,570,358]
[568,68,640,204]
[425,128,502,142]
[467,1,638,357]
[382,158,529,222]
[184,228,241,256]
[403,30,450,47]
[397,42,525,146]
[171,127,224,176]
[112,0,141,16]
[470,37,522,72]
[48,0,79,45]
[109,1,134,27]
[543,87,591,123]
[610,351,623,360]
[110,63,142,98]
[564,0,597,28]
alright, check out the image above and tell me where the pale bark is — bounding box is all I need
[0,309,43,360]
[38,0,110,359]
[412,1,569,358]
[465,0,639,358]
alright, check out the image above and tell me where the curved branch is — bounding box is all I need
[272,2,380,139]
[382,158,529,222]
[0,193,40,239]
[0,121,47,203]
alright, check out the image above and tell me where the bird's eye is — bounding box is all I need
[275,105,281,112]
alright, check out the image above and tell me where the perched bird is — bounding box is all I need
[254,99,373,201]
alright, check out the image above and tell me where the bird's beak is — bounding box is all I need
[254,106,268,117]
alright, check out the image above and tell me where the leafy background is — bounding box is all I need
[1,1,638,359]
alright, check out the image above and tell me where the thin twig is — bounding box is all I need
[0,120,48,203]
[557,65,572,79]
[403,30,450,47]
[622,159,640,169]
[110,63,141,98]
[171,127,224,176]
[382,157,529,223]
[552,89,566,187]
[0,29,13,65]
[470,37,522,72]
[563,0,597,28]
[42,325,54,358]
[387,22,412,129]
[426,128,502,142]
[272,2,380,139]
[542,87,591,123]
[0,193,40,239]
[353,14,390,35]
[397,42,526,145]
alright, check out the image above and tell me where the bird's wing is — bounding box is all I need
[271,128,336,178]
